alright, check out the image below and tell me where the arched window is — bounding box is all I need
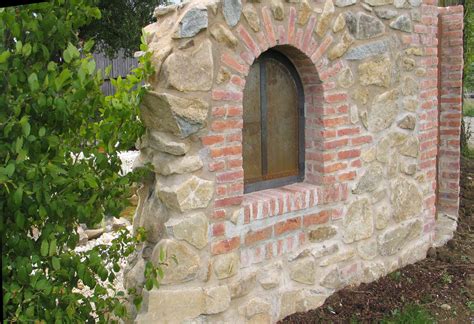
[243,49,304,193]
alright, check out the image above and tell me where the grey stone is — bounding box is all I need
[374,8,398,19]
[213,252,239,279]
[357,239,378,260]
[338,67,355,88]
[346,12,385,40]
[350,104,359,123]
[242,4,260,32]
[353,164,384,194]
[399,136,419,158]
[364,0,392,5]
[362,3,373,11]
[152,152,203,176]
[367,89,399,132]
[140,91,208,138]
[358,55,391,87]
[402,56,416,70]
[390,15,413,33]
[135,188,168,244]
[328,31,354,60]
[391,178,423,222]
[124,258,145,291]
[240,297,271,319]
[85,228,103,240]
[174,8,208,38]
[152,239,201,284]
[403,97,418,112]
[378,219,423,255]
[335,0,357,7]
[376,136,391,163]
[409,0,422,7]
[321,268,344,289]
[154,5,178,18]
[156,175,214,212]
[343,198,374,243]
[166,213,208,249]
[345,39,390,60]
[258,262,281,289]
[362,262,386,283]
[162,40,213,92]
[290,257,316,284]
[204,286,231,314]
[144,130,190,156]
[375,204,390,229]
[223,0,242,27]
[398,114,416,130]
[394,0,410,8]
[320,250,355,266]
[400,160,417,175]
[210,23,238,47]
[401,76,419,96]
[229,272,257,298]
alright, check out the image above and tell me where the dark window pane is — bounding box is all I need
[265,58,299,180]
[243,62,262,184]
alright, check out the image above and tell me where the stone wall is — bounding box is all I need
[124,0,464,322]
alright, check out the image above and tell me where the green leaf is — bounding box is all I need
[28,73,39,91]
[83,39,94,52]
[40,240,49,257]
[49,239,57,256]
[52,257,60,271]
[0,51,11,63]
[15,212,25,229]
[13,186,23,206]
[38,127,46,137]
[5,163,15,177]
[22,122,31,137]
[22,43,32,57]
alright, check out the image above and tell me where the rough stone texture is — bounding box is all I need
[338,67,355,88]
[289,257,316,284]
[240,297,271,319]
[309,226,337,242]
[213,252,240,279]
[143,130,190,155]
[163,40,214,92]
[390,15,413,32]
[364,0,393,5]
[229,272,257,298]
[398,114,416,130]
[399,136,419,157]
[357,239,378,260]
[358,56,391,87]
[362,262,386,283]
[333,13,346,33]
[346,12,385,40]
[258,262,282,289]
[242,4,260,32]
[140,91,208,138]
[210,23,239,47]
[223,0,242,27]
[345,39,389,60]
[166,212,208,249]
[204,286,231,314]
[375,204,390,230]
[367,89,398,132]
[335,0,357,7]
[391,178,423,222]
[297,0,312,25]
[401,75,419,96]
[271,0,285,20]
[152,152,203,176]
[343,199,374,243]
[378,219,422,255]
[321,268,344,289]
[374,8,398,19]
[376,136,391,163]
[135,194,168,244]
[152,239,200,284]
[174,8,208,39]
[328,31,354,60]
[157,175,214,212]
[315,0,335,37]
[124,258,145,291]
[320,250,355,266]
[353,164,383,194]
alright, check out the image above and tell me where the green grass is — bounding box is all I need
[380,304,435,324]
[463,98,474,117]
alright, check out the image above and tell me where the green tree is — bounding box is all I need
[79,0,166,58]
[464,0,474,91]
[1,0,158,322]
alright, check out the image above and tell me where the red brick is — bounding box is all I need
[274,217,302,236]
[211,236,240,255]
[212,223,225,237]
[202,135,224,146]
[303,210,330,227]
[351,135,373,146]
[338,149,361,160]
[245,227,273,245]
[210,145,242,158]
[221,52,248,74]
[216,169,244,183]
[212,90,243,102]
[211,119,243,132]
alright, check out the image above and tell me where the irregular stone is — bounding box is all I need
[210,23,238,47]
[405,47,424,56]
[204,286,231,314]
[335,0,356,7]
[350,104,359,123]
[402,56,416,71]
[124,258,145,290]
[409,0,422,7]
[390,15,413,33]
[391,178,423,222]
[242,4,260,32]
[346,12,385,40]
[138,288,205,323]
[85,228,103,240]
[320,250,355,266]
[363,262,386,283]
[229,272,257,299]
[374,8,398,19]
[140,92,208,138]
[174,8,208,38]
[353,164,383,194]
[343,199,374,243]
[400,160,417,175]
[362,3,373,11]
[378,219,423,255]
[394,0,410,8]
[152,152,203,176]
[400,136,419,158]
[345,39,389,60]
[298,0,312,25]
[376,137,391,163]
[372,187,387,202]
[213,252,239,279]
[398,114,416,130]
[271,0,285,20]
[364,0,392,5]
[149,45,173,78]
[357,239,378,260]
[166,213,208,249]
[333,13,346,33]
[367,89,399,132]
[310,242,339,259]
[328,31,354,60]
[411,8,421,21]
[400,76,419,96]
[358,55,391,87]
[315,0,335,37]
[359,107,369,129]
[353,87,369,105]
[77,226,88,245]
[223,0,242,27]
[403,97,418,112]
[258,262,281,289]
[399,240,428,267]
[240,297,271,319]
[338,67,355,88]
[163,40,213,92]
[135,189,168,243]
[290,257,316,284]
[387,154,399,178]
[309,226,337,242]
[296,290,328,313]
[361,146,376,163]
[152,239,200,284]
[154,5,178,18]
[144,130,190,156]
[280,290,304,319]
[321,268,344,289]
[389,131,409,148]
[375,204,390,229]
[217,67,231,84]
[157,175,213,212]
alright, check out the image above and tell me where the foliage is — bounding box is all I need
[79,0,166,58]
[1,0,158,322]
[464,0,474,91]
[381,304,435,324]
[463,98,474,116]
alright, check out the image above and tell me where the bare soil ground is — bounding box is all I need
[281,157,474,323]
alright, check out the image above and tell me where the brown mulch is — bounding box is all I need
[282,157,474,323]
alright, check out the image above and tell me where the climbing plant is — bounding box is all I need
[1,0,158,322]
